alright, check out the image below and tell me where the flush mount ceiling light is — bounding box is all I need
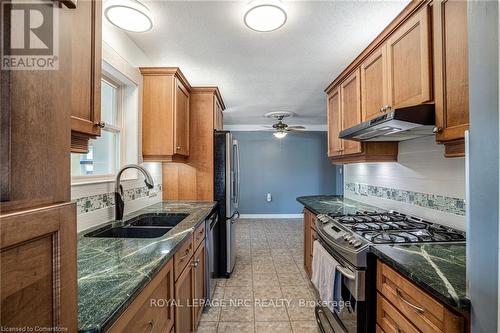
[104,0,154,33]
[244,0,287,32]
[273,130,287,139]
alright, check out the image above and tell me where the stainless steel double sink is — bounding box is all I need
[84,213,189,239]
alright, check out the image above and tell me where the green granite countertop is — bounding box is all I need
[372,243,469,313]
[296,195,382,215]
[77,201,216,333]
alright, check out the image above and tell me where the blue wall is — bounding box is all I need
[232,131,342,214]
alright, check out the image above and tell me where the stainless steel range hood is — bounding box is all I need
[339,104,435,142]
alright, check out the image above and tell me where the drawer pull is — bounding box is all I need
[191,259,200,268]
[146,320,155,333]
[396,288,425,314]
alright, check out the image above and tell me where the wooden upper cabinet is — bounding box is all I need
[214,99,224,131]
[433,0,469,157]
[386,6,431,109]
[361,46,389,121]
[140,67,192,162]
[340,69,363,155]
[174,79,190,156]
[327,86,343,157]
[70,0,102,153]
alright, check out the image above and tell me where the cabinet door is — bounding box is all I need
[0,203,76,332]
[174,79,190,157]
[327,86,343,157]
[361,46,388,121]
[175,263,194,333]
[70,0,102,152]
[340,69,363,155]
[214,99,224,131]
[303,210,312,278]
[386,6,431,109]
[433,0,469,143]
[193,243,205,329]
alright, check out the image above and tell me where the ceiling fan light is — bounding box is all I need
[273,131,287,139]
[104,0,154,33]
[244,0,287,32]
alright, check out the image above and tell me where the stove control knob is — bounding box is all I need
[353,240,363,248]
[349,239,356,245]
[344,234,352,241]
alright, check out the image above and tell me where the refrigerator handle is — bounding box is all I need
[235,140,241,209]
[464,130,470,297]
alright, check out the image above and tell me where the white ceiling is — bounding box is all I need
[129,0,410,126]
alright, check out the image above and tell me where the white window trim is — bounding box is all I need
[72,43,142,186]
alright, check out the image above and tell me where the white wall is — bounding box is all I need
[72,21,159,232]
[344,136,466,229]
[102,20,150,66]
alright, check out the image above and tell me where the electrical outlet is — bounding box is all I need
[266,193,272,202]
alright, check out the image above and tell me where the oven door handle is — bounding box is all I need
[336,265,356,280]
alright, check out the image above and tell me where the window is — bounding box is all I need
[71,77,122,178]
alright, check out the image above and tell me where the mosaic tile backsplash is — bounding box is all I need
[345,182,465,216]
[75,184,162,215]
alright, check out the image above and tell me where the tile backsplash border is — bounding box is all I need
[345,182,465,216]
[75,184,163,215]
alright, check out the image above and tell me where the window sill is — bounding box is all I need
[71,175,137,186]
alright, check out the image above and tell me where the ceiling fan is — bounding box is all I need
[263,111,306,138]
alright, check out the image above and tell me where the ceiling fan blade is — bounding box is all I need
[286,128,306,133]
[288,125,306,129]
[261,125,274,128]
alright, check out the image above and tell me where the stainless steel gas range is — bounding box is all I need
[313,210,466,333]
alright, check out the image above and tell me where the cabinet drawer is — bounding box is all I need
[108,260,174,333]
[377,260,463,333]
[175,236,194,280]
[377,293,419,333]
[193,222,205,249]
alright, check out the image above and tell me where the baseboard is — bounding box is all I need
[239,214,303,219]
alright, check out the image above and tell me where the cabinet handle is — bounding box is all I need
[379,106,385,113]
[176,146,181,150]
[396,289,425,314]
[191,259,199,268]
[433,127,443,134]
[94,121,106,129]
[146,320,155,333]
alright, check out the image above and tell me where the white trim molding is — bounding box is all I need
[239,214,303,219]
[224,124,327,132]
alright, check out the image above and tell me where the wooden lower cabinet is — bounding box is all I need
[174,229,206,333]
[193,242,206,328]
[303,209,317,279]
[0,203,77,332]
[108,260,174,333]
[376,260,465,333]
[175,258,194,333]
[107,227,206,333]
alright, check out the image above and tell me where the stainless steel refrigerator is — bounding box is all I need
[214,131,240,277]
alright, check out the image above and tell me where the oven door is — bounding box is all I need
[316,237,366,333]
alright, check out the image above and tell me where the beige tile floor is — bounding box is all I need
[196,218,320,333]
